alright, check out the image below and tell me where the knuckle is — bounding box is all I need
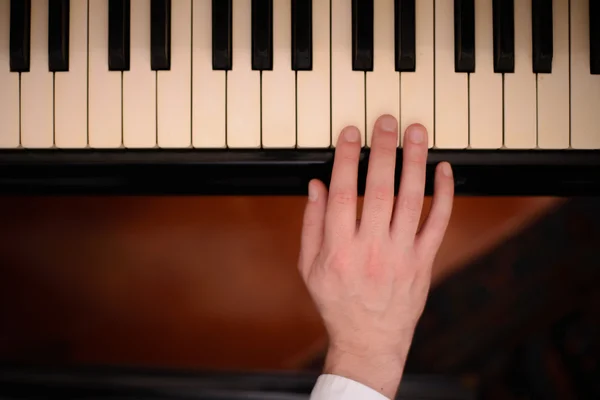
[405,153,427,167]
[340,148,360,162]
[399,193,423,218]
[303,214,318,228]
[369,184,394,203]
[327,250,352,272]
[337,141,360,158]
[372,140,397,158]
[330,190,355,206]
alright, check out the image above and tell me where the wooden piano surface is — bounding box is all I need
[0,196,561,370]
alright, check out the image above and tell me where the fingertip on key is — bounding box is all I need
[407,124,425,144]
[343,126,361,143]
[377,114,398,132]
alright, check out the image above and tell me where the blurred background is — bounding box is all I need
[0,196,598,398]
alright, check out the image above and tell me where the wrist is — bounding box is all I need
[323,343,407,399]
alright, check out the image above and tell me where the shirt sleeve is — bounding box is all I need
[309,374,390,400]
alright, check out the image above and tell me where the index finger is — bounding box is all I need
[325,126,362,241]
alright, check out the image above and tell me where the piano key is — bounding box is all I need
[470,0,502,149]
[571,0,600,148]
[492,0,514,73]
[291,0,311,70]
[454,0,475,73]
[123,0,156,148]
[590,0,600,74]
[193,0,226,148]
[212,0,232,70]
[262,0,295,147]
[151,0,170,70]
[331,0,365,144]
[54,0,87,148]
[227,0,260,147]
[0,0,20,147]
[251,0,273,70]
[352,0,374,71]
[297,0,330,147]
[157,0,191,147]
[108,0,130,71]
[89,0,122,148]
[399,0,433,147]
[9,0,30,72]
[395,0,415,72]
[48,0,69,72]
[366,0,399,146]
[435,0,468,148]
[537,0,569,149]
[504,0,536,148]
[532,0,553,74]
[20,0,53,148]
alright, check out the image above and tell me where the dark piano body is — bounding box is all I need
[0,149,598,195]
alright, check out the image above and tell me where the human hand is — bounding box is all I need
[299,115,454,398]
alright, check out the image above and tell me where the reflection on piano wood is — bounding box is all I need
[0,0,599,195]
[0,195,560,369]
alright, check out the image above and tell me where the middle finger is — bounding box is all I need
[360,115,398,235]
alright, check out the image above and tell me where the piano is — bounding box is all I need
[0,0,599,195]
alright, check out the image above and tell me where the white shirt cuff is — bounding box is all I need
[310,374,390,400]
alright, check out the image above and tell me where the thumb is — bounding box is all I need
[299,179,328,279]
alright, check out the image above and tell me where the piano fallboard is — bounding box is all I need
[0,149,598,196]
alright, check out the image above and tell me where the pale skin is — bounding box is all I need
[299,115,455,399]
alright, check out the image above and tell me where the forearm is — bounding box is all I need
[322,344,408,399]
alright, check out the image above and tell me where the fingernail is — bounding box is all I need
[408,125,424,144]
[378,115,397,132]
[308,181,319,201]
[442,162,452,177]
[343,127,361,143]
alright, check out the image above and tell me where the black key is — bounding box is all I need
[454,0,475,73]
[251,0,273,70]
[395,0,415,72]
[352,0,373,71]
[48,0,69,72]
[532,0,553,73]
[590,1,600,74]
[212,0,232,70]
[9,0,31,72]
[291,0,312,70]
[151,0,170,70]
[492,0,514,73]
[108,0,130,71]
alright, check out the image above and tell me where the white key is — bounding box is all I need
[124,0,156,148]
[470,0,502,149]
[21,0,53,148]
[227,0,260,148]
[537,0,569,149]
[434,0,468,149]
[297,0,330,148]
[192,0,226,148]
[366,0,399,147]
[89,0,122,148]
[262,0,295,148]
[158,0,191,148]
[0,0,19,148]
[331,0,365,145]
[504,0,536,149]
[571,0,600,149]
[400,0,434,147]
[55,0,88,148]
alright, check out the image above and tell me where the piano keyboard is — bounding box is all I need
[1,0,599,150]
